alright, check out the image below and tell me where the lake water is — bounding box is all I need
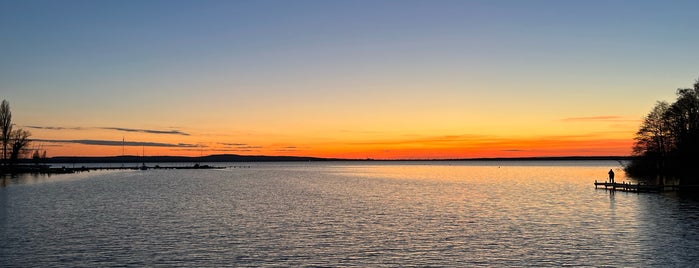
[2,161,699,267]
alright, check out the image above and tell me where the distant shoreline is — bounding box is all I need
[14,154,632,164]
[2,155,630,176]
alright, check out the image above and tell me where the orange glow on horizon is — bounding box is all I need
[27,114,638,160]
[36,135,633,160]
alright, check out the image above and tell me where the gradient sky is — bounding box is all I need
[1,0,698,159]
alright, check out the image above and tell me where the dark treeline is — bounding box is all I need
[40,154,338,164]
[625,77,699,185]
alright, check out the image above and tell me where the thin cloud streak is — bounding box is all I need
[219,142,264,149]
[219,143,249,146]
[34,139,198,148]
[101,127,190,136]
[24,125,84,130]
[23,125,190,136]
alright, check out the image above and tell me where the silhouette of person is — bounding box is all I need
[608,169,615,183]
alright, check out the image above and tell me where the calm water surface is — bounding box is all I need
[2,161,699,267]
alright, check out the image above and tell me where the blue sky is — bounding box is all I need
[1,0,698,157]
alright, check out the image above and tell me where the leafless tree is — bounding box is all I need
[0,99,12,163]
[9,129,31,162]
[633,101,672,157]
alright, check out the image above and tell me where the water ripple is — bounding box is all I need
[1,162,699,267]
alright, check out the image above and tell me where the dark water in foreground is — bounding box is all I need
[2,161,699,267]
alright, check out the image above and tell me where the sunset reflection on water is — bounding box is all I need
[2,161,698,267]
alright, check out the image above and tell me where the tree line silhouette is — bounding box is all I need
[625,77,699,185]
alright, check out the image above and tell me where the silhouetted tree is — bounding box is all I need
[9,129,31,163]
[633,101,673,156]
[626,78,699,184]
[0,99,12,164]
[626,101,672,183]
[665,82,699,181]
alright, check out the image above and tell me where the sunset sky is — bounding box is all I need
[1,0,698,159]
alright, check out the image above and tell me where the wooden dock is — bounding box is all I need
[594,181,662,193]
[594,180,699,193]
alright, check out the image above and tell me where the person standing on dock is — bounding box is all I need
[608,169,615,183]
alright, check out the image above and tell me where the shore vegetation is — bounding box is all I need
[625,77,699,185]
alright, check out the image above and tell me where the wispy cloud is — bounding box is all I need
[175,143,200,148]
[219,143,249,146]
[275,146,301,152]
[219,142,263,149]
[23,125,190,136]
[34,139,198,147]
[24,125,84,130]
[238,146,263,149]
[101,127,190,136]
